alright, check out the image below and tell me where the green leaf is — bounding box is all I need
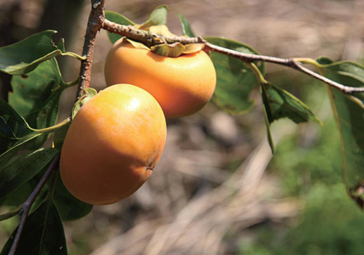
[316,57,334,65]
[319,60,364,203]
[9,58,71,148]
[0,133,44,172]
[0,100,34,153]
[32,90,65,149]
[0,30,82,75]
[261,83,322,124]
[138,5,168,30]
[1,175,40,207]
[53,175,93,221]
[261,90,275,154]
[0,148,58,200]
[179,14,196,37]
[260,82,321,154]
[72,88,98,119]
[57,38,66,53]
[0,100,32,138]
[205,37,265,114]
[0,104,45,171]
[0,199,67,255]
[105,11,135,44]
[9,58,63,120]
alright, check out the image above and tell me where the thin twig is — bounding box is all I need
[8,153,60,255]
[76,0,106,100]
[101,19,364,95]
[203,40,290,66]
[291,59,364,94]
[204,41,364,94]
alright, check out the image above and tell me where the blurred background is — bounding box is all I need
[1,0,364,254]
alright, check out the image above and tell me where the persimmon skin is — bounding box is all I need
[60,84,167,205]
[104,39,217,118]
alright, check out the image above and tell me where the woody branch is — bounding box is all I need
[102,18,364,95]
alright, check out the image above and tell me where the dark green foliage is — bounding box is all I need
[0,30,83,76]
[1,198,68,255]
[1,4,364,255]
[0,148,58,200]
[318,59,364,201]
[205,37,265,114]
[261,82,321,125]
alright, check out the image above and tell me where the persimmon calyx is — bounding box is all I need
[118,24,205,57]
[126,39,205,58]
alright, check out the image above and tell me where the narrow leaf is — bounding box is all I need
[0,100,33,154]
[179,14,196,37]
[205,37,265,114]
[260,86,275,153]
[138,5,168,30]
[0,148,58,200]
[261,82,322,124]
[0,100,32,138]
[72,88,98,119]
[0,133,44,168]
[1,174,41,207]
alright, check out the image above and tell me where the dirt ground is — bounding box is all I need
[1,0,364,254]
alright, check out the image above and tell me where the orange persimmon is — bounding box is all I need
[60,84,167,205]
[104,39,217,118]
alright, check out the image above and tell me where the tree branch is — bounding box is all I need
[76,0,106,100]
[8,153,60,255]
[102,19,364,95]
[102,19,201,47]
[203,41,364,94]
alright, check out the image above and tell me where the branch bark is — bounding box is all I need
[76,0,106,100]
[102,19,364,95]
[102,19,201,47]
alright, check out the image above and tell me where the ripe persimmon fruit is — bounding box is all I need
[104,39,217,118]
[60,84,167,205]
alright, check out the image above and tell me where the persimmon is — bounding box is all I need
[104,39,217,118]
[60,84,167,205]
